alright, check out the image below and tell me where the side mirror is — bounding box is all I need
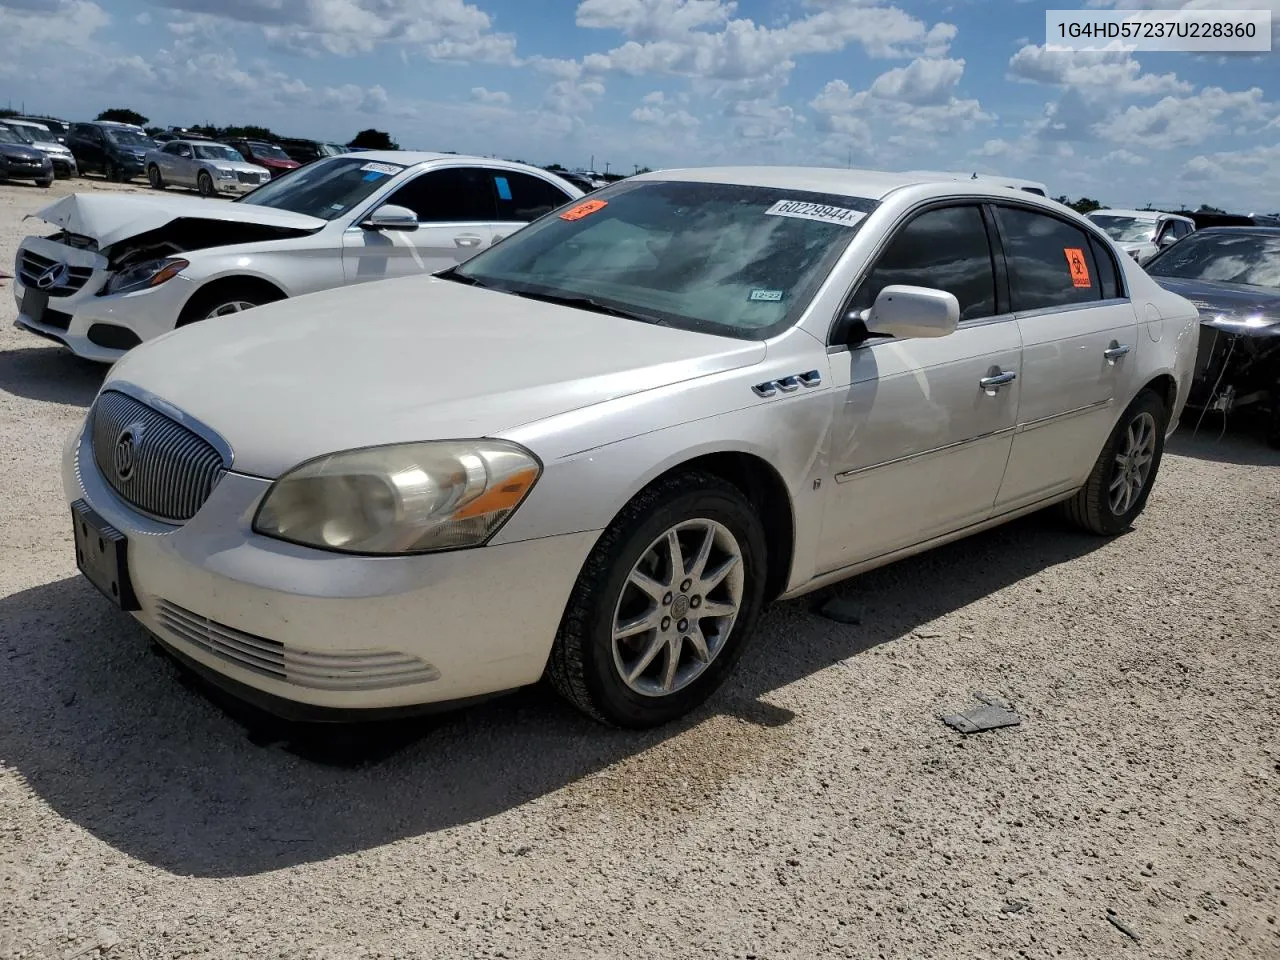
[861,285,960,340]
[1157,233,1177,248]
[360,204,419,231]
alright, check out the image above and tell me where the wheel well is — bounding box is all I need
[1143,374,1178,416]
[648,452,795,602]
[177,276,288,326]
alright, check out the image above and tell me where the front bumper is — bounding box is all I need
[2,160,53,182]
[62,424,598,714]
[13,235,199,363]
[50,156,77,177]
[215,178,268,195]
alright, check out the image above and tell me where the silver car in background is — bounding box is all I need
[145,140,271,197]
[63,167,1201,729]
[1088,208,1196,264]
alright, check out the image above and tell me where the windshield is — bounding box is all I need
[322,143,350,156]
[106,129,152,148]
[236,155,406,219]
[251,142,292,161]
[1089,214,1158,244]
[451,179,877,340]
[195,143,243,162]
[1146,232,1280,289]
[2,124,34,144]
[0,126,26,145]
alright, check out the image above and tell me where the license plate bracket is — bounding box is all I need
[21,286,49,325]
[72,499,139,610]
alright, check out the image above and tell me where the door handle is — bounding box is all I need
[1104,343,1131,361]
[454,235,484,248]
[979,370,1017,391]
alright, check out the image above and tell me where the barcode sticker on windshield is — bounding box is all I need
[360,162,404,176]
[764,200,865,227]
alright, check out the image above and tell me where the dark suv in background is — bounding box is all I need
[276,138,350,165]
[66,122,154,181]
[0,124,53,186]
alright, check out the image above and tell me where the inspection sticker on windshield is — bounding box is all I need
[360,162,404,176]
[749,289,784,302]
[764,200,865,227]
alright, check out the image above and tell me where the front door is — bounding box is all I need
[488,169,578,245]
[341,167,497,283]
[991,204,1140,510]
[816,203,1023,574]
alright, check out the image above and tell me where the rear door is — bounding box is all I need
[992,203,1139,510]
[489,169,577,244]
[341,166,497,283]
[70,125,103,173]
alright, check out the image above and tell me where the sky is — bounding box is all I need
[2,0,1278,212]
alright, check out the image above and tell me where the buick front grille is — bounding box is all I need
[18,249,93,296]
[154,600,441,690]
[90,390,227,523]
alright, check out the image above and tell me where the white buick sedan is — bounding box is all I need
[64,167,1200,728]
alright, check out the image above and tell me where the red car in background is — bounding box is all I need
[226,139,301,179]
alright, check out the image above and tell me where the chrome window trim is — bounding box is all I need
[1012,296,1132,322]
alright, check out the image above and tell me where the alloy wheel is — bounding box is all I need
[205,301,256,318]
[1108,411,1157,515]
[610,518,744,698]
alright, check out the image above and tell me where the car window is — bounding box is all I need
[194,144,243,161]
[1145,231,1280,289]
[1088,234,1121,300]
[492,171,574,222]
[852,205,997,322]
[386,168,498,223]
[161,142,182,155]
[236,156,407,219]
[996,206,1103,311]
[1175,221,1193,239]
[451,179,876,340]
[0,126,24,145]
[1089,214,1158,244]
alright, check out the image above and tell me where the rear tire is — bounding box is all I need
[546,471,768,728]
[148,165,165,190]
[106,160,122,182]
[1266,395,1280,450]
[1063,389,1168,535]
[37,178,52,188]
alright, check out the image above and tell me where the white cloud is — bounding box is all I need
[869,57,965,105]
[471,86,511,104]
[576,0,735,40]
[1094,86,1274,145]
[1102,148,1150,166]
[642,90,666,104]
[630,104,700,128]
[1007,44,1190,96]
[973,138,1012,157]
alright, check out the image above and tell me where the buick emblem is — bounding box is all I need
[34,261,70,291]
[113,425,144,483]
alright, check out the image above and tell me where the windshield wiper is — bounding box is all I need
[436,267,491,288]
[504,288,667,325]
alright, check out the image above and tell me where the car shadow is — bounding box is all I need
[1169,411,1280,467]
[0,346,104,407]
[0,510,1110,879]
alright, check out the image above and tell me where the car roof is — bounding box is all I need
[627,165,1062,202]
[1195,225,1280,236]
[1091,208,1186,220]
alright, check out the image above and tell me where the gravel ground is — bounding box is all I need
[1,178,1279,960]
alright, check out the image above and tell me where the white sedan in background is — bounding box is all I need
[13,152,583,362]
[1088,208,1196,264]
[64,167,1200,728]
[144,139,271,197]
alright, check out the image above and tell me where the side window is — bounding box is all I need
[1087,234,1121,300]
[385,168,498,223]
[1175,220,1193,239]
[995,206,1102,311]
[852,205,997,322]
[493,171,573,222]
[161,142,181,155]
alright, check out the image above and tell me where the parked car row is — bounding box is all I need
[13,164,1214,729]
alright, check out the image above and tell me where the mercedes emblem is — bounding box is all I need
[34,261,70,291]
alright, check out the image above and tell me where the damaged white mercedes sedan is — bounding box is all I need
[14,151,581,362]
[64,167,1201,728]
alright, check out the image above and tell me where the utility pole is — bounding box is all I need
[604,161,611,175]
[590,154,595,172]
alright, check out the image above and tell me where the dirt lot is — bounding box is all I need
[1,178,1278,960]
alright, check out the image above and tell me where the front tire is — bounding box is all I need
[105,160,122,182]
[1064,389,1168,535]
[37,178,52,188]
[177,282,285,326]
[546,471,768,728]
[197,171,215,197]
[147,165,165,189]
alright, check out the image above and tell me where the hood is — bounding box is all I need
[28,192,326,248]
[0,143,46,162]
[257,156,300,170]
[1152,276,1280,336]
[205,160,270,175]
[34,140,70,154]
[105,275,766,478]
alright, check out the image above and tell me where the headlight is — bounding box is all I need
[216,167,235,179]
[253,440,542,555]
[103,257,189,295]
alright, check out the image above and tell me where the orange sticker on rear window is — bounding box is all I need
[560,199,608,221]
[1064,247,1091,288]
